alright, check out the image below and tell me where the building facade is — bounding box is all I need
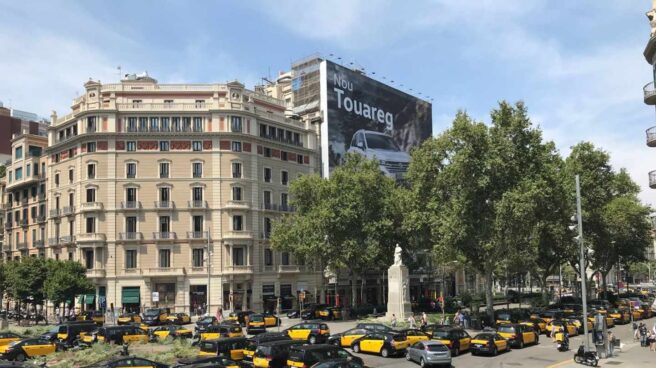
[2,74,325,313]
[0,103,49,163]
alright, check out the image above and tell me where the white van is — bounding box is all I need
[347,129,410,179]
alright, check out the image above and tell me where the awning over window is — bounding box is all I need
[85,294,96,304]
[122,287,140,304]
[77,296,85,304]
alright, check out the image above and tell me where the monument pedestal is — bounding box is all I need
[386,263,412,320]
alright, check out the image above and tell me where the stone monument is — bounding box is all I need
[386,244,412,320]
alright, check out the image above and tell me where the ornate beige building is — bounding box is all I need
[2,74,325,313]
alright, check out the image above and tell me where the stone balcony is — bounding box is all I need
[154,201,175,210]
[224,265,254,274]
[121,201,142,210]
[278,265,301,273]
[188,200,208,210]
[80,202,104,212]
[76,233,106,244]
[186,231,209,241]
[86,269,106,278]
[153,232,177,242]
[225,200,251,210]
[62,206,75,216]
[645,81,656,105]
[647,127,656,147]
[146,267,185,276]
[119,232,143,242]
[223,231,253,241]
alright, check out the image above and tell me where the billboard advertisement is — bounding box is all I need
[319,60,432,179]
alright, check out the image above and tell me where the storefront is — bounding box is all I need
[190,285,207,316]
[121,287,140,313]
[154,283,176,309]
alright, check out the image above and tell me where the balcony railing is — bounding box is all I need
[147,267,184,275]
[117,102,212,113]
[645,82,656,105]
[16,242,28,249]
[121,201,141,210]
[121,268,143,276]
[20,198,28,206]
[187,231,209,240]
[49,209,61,218]
[259,133,304,147]
[153,232,176,241]
[188,200,208,209]
[225,200,250,210]
[279,204,295,212]
[80,202,103,212]
[76,233,106,243]
[33,239,44,248]
[650,170,656,189]
[155,201,174,209]
[647,127,656,147]
[278,265,301,273]
[59,235,74,245]
[48,238,59,246]
[223,231,253,240]
[4,222,12,229]
[19,219,28,227]
[119,232,143,241]
[186,267,207,274]
[38,192,46,200]
[86,269,106,278]
[225,265,254,274]
[62,206,75,216]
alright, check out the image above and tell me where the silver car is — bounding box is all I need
[405,340,452,367]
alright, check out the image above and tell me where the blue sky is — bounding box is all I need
[1,0,654,205]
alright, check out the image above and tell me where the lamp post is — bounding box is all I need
[573,175,591,352]
[206,233,211,316]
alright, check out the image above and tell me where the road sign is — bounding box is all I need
[152,292,159,302]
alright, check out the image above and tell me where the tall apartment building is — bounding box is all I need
[0,103,49,163]
[2,74,325,313]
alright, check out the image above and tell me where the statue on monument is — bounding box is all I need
[647,0,656,37]
[393,244,403,266]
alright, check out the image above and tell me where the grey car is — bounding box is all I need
[405,340,452,367]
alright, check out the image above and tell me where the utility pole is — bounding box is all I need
[575,175,591,352]
[207,234,211,316]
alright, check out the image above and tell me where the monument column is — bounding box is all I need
[386,244,412,320]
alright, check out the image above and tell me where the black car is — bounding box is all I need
[253,340,303,368]
[287,310,300,319]
[172,356,242,368]
[354,323,392,333]
[287,345,364,368]
[243,332,289,363]
[81,357,168,368]
[194,316,218,334]
[311,359,365,368]
[470,332,510,356]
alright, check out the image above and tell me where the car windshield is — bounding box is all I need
[250,315,264,322]
[498,326,515,333]
[199,317,213,323]
[365,133,400,151]
[432,330,450,339]
[144,309,160,316]
[48,326,60,334]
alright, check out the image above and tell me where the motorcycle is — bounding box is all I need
[555,331,569,352]
[573,345,598,366]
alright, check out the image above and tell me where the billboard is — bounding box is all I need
[319,60,432,179]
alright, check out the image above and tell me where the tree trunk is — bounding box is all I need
[539,274,549,305]
[484,265,494,321]
[601,270,609,300]
[351,273,357,308]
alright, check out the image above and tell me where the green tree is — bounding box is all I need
[270,153,403,306]
[0,165,5,178]
[407,102,552,318]
[44,260,94,307]
[4,258,48,307]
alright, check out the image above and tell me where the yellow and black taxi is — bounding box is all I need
[351,332,408,358]
[0,332,22,354]
[354,323,393,333]
[82,325,149,345]
[83,357,168,368]
[520,318,548,334]
[300,304,327,320]
[150,325,194,341]
[422,324,446,339]
[570,316,592,334]
[142,308,170,326]
[42,320,97,346]
[194,316,219,334]
[173,356,242,368]
[262,313,281,327]
[285,322,330,344]
[494,309,530,325]
[1,337,58,361]
[166,312,191,325]
[399,329,429,345]
[539,310,564,324]
[198,336,248,360]
[430,327,471,356]
[227,311,254,326]
[80,310,106,326]
[328,328,369,348]
[608,308,631,324]
[315,306,343,321]
[117,313,143,325]
[247,314,268,334]
[199,323,244,341]
[288,344,364,367]
[470,332,510,356]
[496,324,538,349]
[243,332,290,364]
[546,319,578,338]
[252,339,303,368]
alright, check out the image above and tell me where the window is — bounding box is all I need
[264,147,271,158]
[150,117,159,131]
[231,141,242,152]
[15,146,23,160]
[232,215,243,231]
[192,187,203,202]
[159,249,171,268]
[195,100,205,107]
[192,162,203,178]
[139,117,147,131]
[232,247,245,266]
[192,141,202,151]
[264,249,273,266]
[126,163,136,179]
[87,164,96,179]
[127,117,137,132]
[159,162,169,178]
[126,187,137,204]
[69,169,74,183]
[30,206,36,220]
[86,188,96,203]
[183,117,191,131]
[172,117,181,132]
[69,192,74,206]
[281,151,288,161]
[281,193,288,209]
[193,117,203,132]
[232,163,242,178]
[54,173,59,186]
[159,141,169,151]
[268,126,276,138]
[86,142,96,153]
[192,249,204,267]
[281,252,290,266]
[126,217,137,233]
[85,249,94,269]
[126,141,136,152]
[86,217,95,233]
[264,168,272,183]
[159,216,170,233]
[293,132,301,145]
[263,191,272,207]
[264,217,272,238]
[26,164,30,177]
[281,171,288,186]
[159,187,170,204]
[193,216,204,233]
[259,124,267,137]
[125,250,137,269]
[230,116,242,132]
[232,186,242,201]
[161,117,170,131]
[15,168,22,180]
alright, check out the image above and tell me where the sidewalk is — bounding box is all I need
[551,341,656,368]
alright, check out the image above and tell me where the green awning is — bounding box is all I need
[77,295,85,304]
[122,287,140,304]
[85,294,96,304]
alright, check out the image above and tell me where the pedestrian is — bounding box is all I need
[608,331,615,357]
[68,306,75,321]
[55,306,61,324]
[391,314,397,328]
[649,332,656,352]
[216,306,223,322]
[639,323,648,347]
[408,313,416,328]
[421,312,428,328]
[633,322,639,341]
[453,310,461,327]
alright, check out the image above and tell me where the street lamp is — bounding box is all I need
[570,175,591,352]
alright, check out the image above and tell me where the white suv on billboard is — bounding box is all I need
[347,129,410,178]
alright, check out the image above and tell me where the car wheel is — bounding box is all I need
[331,339,340,346]
[419,357,426,367]
[471,351,477,356]
[353,344,360,353]
[519,339,524,349]
[15,353,26,362]
[452,345,459,356]
[309,335,317,344]
[535,334,539,344]
[381,347,389,357]
[406,351,412,361]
